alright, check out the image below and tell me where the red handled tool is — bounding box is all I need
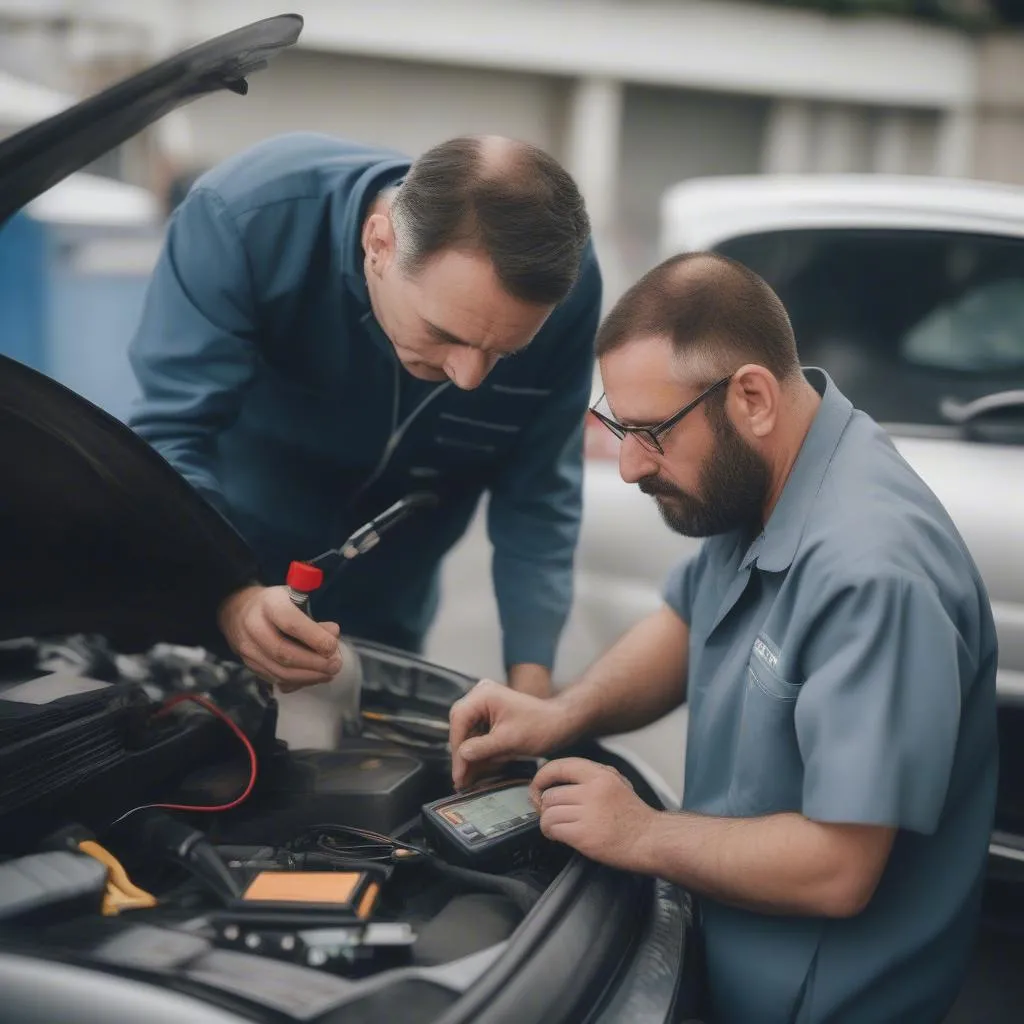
[287,492,438,593]
[285,560,323,618]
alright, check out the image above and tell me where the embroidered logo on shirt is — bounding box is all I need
[752,635,780,671]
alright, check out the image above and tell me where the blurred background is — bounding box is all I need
[1,0,1023,716]
[3,0,1024,417]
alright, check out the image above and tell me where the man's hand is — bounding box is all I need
[449,679,571,790]
[529,758,657,871]
[218,584,342,692]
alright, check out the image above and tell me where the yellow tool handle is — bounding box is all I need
[78,840,158,915]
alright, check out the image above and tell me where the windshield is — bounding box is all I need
[715,228,1024,429]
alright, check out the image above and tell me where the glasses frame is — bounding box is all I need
[589,375,732,455]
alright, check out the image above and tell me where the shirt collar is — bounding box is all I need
[331,158,410,312]
[741,367,853,573]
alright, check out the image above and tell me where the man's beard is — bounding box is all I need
[639,410,770,539]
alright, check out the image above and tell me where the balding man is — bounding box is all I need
[128,134,599,695]
[449,253,998,1023]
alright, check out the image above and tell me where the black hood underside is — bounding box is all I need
[0,16,305,644]
[0,355,259,649]
[0,14,303,228]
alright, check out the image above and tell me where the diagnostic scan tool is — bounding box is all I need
[422,780,541,871]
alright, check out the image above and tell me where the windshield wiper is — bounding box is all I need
[939,390,1024,425]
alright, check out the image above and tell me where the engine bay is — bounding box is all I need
[0,636,572,1022]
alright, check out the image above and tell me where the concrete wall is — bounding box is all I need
[173,0,977,109]
[973,33,1024,186]
[761,100,942,176]
[181,48,570,169]
[617,86,768,277]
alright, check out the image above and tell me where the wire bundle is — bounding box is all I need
[287,823,428,866]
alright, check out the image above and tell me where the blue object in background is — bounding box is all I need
[48,244,154,422]
[0,212,49,371]
[0,173,163,422]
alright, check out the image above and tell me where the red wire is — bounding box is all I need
[113,694,258,823]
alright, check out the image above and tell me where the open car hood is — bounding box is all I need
[0,14,302,226]
[0,16,305,645]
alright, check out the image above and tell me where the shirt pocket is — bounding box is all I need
[727,657,805,817]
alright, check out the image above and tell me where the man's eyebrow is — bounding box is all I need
[425,320,476,348]
[425,319,531,358]
[618,416,662,430]
[603,400,661,430]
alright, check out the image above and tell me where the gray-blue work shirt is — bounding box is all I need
[664,369,998,1024]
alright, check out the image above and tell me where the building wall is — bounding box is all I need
[975,114,1024,186]
[180,48,570,170]
[616,85,769,278]
[761,100,943,176]
[973,33,1024,186]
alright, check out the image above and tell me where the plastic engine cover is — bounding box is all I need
[209,742,433,845]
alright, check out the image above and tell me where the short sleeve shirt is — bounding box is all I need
[664,369,998,1024]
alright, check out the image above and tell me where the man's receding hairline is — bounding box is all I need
[393,135,557,264]
[602,330,734,388]
[595,249,800,383]
[388,133,588,305]
[659,252,780,309]
[416,134,550,189]
[475,135,534,180]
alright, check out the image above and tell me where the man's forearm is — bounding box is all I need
[631,810,894,918]
[552,606,689,744]
[508,663,552,698]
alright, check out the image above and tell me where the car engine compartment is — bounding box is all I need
[0,636,579,1023]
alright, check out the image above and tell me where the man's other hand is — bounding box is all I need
[449,679,566,790]
[529,758,657,871]
[218,584,342,692]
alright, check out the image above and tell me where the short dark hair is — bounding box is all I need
[390,136,590,305]
[595,252,800,383]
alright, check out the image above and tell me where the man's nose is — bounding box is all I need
[445,348,493,390]
[618,434,659,485]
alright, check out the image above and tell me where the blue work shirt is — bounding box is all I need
[127,133,601,666]
[664,369,998,1023]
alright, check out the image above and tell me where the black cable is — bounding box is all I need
[286,824,429,866]
[418,858,543,916]
[106,809,242,903]
[285,823,542,915]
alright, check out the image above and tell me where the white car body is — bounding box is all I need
[427,174,1024,801]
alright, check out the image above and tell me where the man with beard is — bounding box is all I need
[447,253,998,1024]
